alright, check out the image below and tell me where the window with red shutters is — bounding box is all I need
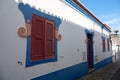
[31,14,55,61]
[102,38,106,52]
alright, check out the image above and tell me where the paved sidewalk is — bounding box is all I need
[77,60,120,80]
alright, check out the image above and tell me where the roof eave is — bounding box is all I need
[73,0,111,32]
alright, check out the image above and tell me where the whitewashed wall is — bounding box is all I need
[0,0,26,80]
[0,0,112,80]
[93,24,112,64]
[111,35,120,62]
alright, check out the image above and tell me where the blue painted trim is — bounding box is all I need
[85,29,94,36]
[102,26,111,33]
[107,38,110,43]
[107,38,110,42]
[18,3,61,67]
[101,36,106,39]
[85,29,94,68]
[30,56,112,80]
[64,0,110,33]
[31,62,88,80]
[18,3,61,28]
[64,0,101,26]
[101,36,106,40]
[94,56,112,69]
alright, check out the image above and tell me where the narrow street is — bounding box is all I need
[111,67,120,80]
[78,60,120,80]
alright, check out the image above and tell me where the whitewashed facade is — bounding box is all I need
[0,0,112,80]
[110,34,120,62]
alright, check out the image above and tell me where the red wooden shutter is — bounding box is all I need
[102,39,106,52]
[31,14,45,61]
[45,20,55,59]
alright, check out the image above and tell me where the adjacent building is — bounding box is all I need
[110,33,120,62]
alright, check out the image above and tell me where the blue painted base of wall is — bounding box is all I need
[31,56,112,80]
[31,62,88,80]
[94,56,112,70]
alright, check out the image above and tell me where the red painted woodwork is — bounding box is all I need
[31,14,45,61]
[87,39,91,69]
[102,39,106,52]
[31,14,55,61]
[45,20,55,59]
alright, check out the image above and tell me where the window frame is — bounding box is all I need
[102,37,106,52]
[107,39,110,51]
[26,14,59,67]
[18,3,61,67]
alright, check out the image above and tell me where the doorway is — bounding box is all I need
[87,33,94,71]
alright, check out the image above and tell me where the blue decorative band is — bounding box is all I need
[64,0,110,33]
[31,56,112,80]
[85,29,94,36]
[94,56,112,69]
[31,62,88,80]
[18,3,61,29]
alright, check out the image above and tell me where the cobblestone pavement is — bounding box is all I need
[77,60,120,80]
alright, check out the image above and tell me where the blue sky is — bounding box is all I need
[79,0,120,34]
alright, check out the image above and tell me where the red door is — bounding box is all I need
[87,39,91,69]
[87,33,94,70]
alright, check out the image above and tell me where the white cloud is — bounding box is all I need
[104,18,120,33]
[105,18,120,25]
[99,13,120,32]
[99,13,119,19]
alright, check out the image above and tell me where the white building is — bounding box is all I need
[0,0,112,80]
[110,34,120,62]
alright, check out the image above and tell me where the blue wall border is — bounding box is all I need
[31,62,88,80]
[64,0,110,33]
[31,57,112,80]
[94,56,112,69]
[18,3,61,67]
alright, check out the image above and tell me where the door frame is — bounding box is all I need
[85,29,94,70]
